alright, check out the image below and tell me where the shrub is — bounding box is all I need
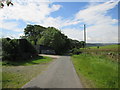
[2,38,12,60]
[2,38,38,61]
[71,48,82,55]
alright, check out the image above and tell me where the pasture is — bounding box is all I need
[72,44,119,88]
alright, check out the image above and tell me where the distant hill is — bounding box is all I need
[86,43,118,47]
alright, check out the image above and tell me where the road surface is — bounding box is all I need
[22,56,83,88]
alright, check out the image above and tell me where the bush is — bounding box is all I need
[2,38,12,60]
[2,38,38,61]
[71,48,82,55]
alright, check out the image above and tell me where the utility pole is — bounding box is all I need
[84,24,86,48]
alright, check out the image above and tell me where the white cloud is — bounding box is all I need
[0,21,23,32]
[86,24,118,43]
[62,28,84,41]
[0,0,77,29]
[51,4,62,12]
[0,0,62,23]
[75,1,119,25]
[39,16,63,29]
[0,0,63,38]
[62,1,119,43]
[62,24,118,43]
[1,33,20,39]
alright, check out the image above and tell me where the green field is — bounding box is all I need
[80,44,119,62]
[2,56,53,88]
[81,44,119,52]
[88,44,119,48]
[72,54,118,88]
[72,44,119,88]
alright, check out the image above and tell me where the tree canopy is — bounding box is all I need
[39,27,69,54]
[21,25,46,45]
[21,24,85,54]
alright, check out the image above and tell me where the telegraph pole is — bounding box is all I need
[84,24,86,48]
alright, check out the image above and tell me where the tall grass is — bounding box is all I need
[72,53,118,88]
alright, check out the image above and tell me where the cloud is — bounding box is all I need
[0,0,63,37]
[62,24,118,43]
[75,1,119,25]
[0,21,23,32]
[1,32,20,39]
[0,0,78,29]
[62,1,119,43]
[0,0,62,23]
[62,28,83,40]
[86,24,118,43]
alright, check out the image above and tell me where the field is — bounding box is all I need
[72,44,119,88]
[81,44,119,52]
[80,44,120,62]
[2,56,53,88]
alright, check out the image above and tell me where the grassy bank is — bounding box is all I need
[72,53,118,88]
[2,56,53,88]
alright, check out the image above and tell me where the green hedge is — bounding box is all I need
[2,38,37,61]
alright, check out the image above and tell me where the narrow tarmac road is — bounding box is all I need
[22,56,83,88]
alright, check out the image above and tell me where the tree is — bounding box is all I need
[39,27,69,54]
[68,39,82,49]
[22,25,46,45]
[22,24,85,54]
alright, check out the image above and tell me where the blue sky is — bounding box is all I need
[51,2,88,18]
[0,0,119,43]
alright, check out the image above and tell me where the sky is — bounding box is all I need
[0,0,119,43]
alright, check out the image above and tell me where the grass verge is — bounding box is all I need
[71,53,118,88]
[2,56,53,88]
[2,56,52,66]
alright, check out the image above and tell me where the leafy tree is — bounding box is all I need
[39,27,69,54]
[22,25,46,45]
